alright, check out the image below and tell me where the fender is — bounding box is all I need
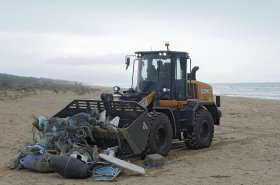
[187,101,221,125]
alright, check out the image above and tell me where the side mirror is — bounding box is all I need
[125,57,130,70]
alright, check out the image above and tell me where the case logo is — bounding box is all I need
[201,88,210,95]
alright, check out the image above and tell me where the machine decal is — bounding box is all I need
[141,98,149,107]
[142,122,148,130]
[200,88,210,95]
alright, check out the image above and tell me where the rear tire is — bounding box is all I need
[147,112,172,156]
[184,108,214,149]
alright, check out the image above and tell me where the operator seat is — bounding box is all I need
[161,62,171,87]
[146,65,157,81]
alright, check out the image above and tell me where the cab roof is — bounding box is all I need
[135,50,189,58]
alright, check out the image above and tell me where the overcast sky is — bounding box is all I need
[0,0,279,87]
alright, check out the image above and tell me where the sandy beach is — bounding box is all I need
[0,89,279,185]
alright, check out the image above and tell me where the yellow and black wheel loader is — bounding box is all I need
[54,43,222,157]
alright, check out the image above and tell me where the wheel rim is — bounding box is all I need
[155,124,167,150]
[200,120,209,140]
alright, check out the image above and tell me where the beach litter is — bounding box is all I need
[9,108,146,181]
[20,152,53,172]
[49,155,92,179]
[144,154,165,168]
[99,153,146,175]
[92,166,122,181]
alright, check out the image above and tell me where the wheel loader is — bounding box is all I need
[53,42,222,157]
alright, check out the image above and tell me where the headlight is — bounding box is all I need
[113,86,120,92]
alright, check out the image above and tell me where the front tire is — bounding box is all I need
[184,108,214,149]
[147,112,172,156]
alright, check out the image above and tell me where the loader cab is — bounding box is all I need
[135,51,188,101]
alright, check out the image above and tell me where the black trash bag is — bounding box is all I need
[49,155,92,179]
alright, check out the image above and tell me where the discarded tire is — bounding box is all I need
[49,155,92,179]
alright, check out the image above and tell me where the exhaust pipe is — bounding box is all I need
[216,96,221,107]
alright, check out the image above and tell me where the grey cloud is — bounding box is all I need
[46,54,126,66]
[1,0,280,85]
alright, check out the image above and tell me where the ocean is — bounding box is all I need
[211,82,280,100]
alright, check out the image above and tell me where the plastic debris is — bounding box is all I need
[70,153,89,163]
[49,155,92,179]
[23,144,46,154]
[99,153,145,175]
[38,116,48,132]
[101,146,118,157]
[20,153,53,172]
[99,110,106,122]
[8,144,42,170]
[91,145,100,162]
[89,108,100,118]
[92,166,122,181]
[32,114,96,155]
[110,116,120,128]
[12,110,103,172]
[12,109,147,181]
[144,154,165,168]
[35,138,54,151]
[68,146,93,163]
[68,112,98,127]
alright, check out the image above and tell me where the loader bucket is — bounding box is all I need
[54,100,150,155]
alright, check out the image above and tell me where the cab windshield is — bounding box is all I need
[137,53,171,93]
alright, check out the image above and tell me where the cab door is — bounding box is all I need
[174,57,187,101]
[159,56,187,110]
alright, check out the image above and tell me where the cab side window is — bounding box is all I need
[175,58,186,100]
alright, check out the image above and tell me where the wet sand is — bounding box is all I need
[0,89,279,185]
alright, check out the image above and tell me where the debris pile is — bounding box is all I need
[9,109,145,181]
